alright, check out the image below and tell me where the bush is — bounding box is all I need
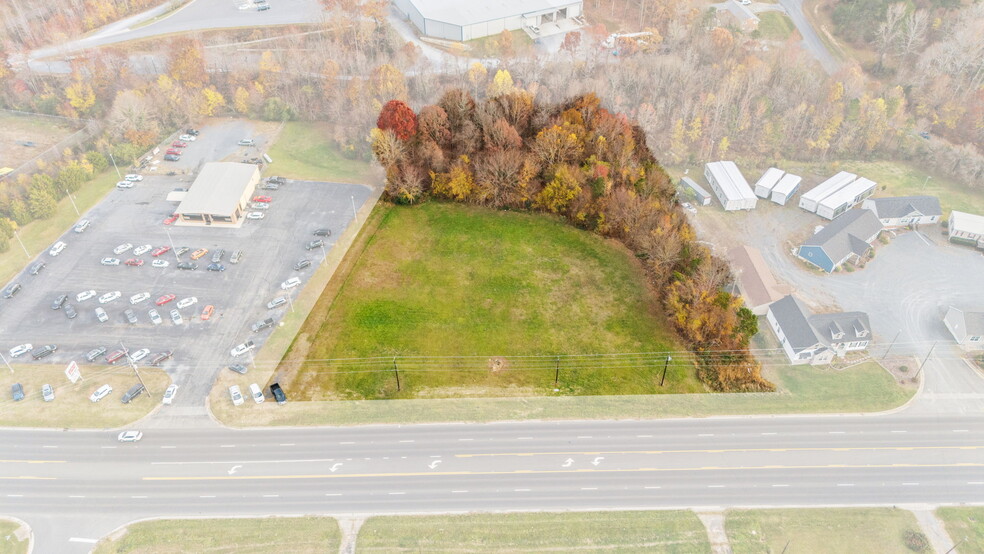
[903,530,929,552]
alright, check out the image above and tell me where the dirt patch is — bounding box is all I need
[489,356,508,373]
[880,356,921,386]
[0,112,81,170]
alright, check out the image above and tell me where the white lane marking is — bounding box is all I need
[644,486,661,490]
[837,484,855,487]
[761,432,777,436]
[131,495,147,499]
[6,494,23,498]
[199,495,215,498]
[160,446,176,449]
[828,431,845,434]
[902,483,919,486]
[581,487,598,490]
[953,430,969,433]
[340,442,355,445]
[517,437,533,440]
[708,485,725,488]
[451,490,468,493]
[698,434,714,437]
[458,438,474,441]
[262,494,279,498]
[388,492,405,495]
[69,495,84,498]
[42,445,57,448]
[891,430,907,434]
[514,488,530,492]
[772,484,789,488]
[68,538,98,544]
[101,446,116,449]
[636,435,652,438]
[153,458,342,466]
[220,445,235,448]
[577,436,592,439]
[325,493,343,497]
[429,455,442,458]
[399,440,415,443]
[968,482,984,485]
[428,460,443,469]
[279,443,295,446]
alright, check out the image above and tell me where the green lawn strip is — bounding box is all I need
[936,507,984,553]
[0,168,118,286]
[757,12,797,41]
[0,365,170,428]
[289,202,699,400]
[93,517,340,554]
[264,122,375,183]
[0,518,28,554]
[726,508,929,554]
[358,511,708,553]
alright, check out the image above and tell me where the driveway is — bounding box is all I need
[777,0,841,75]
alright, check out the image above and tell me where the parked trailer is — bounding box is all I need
[680,176,712,206]
[770,173,803,206]
[816,177,877,220]
[704,161,757,211]
[753,167,785,198]
[798,171,856,213]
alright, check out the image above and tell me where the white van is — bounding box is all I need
[248,383,264,404]
[49,241,67,256]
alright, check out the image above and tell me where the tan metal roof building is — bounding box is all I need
[175,163,259,227]
[728,245,784,315]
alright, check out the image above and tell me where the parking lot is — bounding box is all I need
[0,125,372,409]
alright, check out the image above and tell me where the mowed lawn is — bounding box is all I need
[264,121,375,184]
[0,518,28,554]
[358,511,709,553]
[937,507,984,553]
[288,202,699,400]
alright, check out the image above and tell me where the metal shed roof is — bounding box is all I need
[175,163,258,216]
[818,177,876,211]
[408,0,580,26]
[801,171,856,204]
[706,161,755,203]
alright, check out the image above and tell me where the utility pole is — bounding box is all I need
[120,341,150,395]
[914,341,937,379]
[13,230,30,259]
[392,356,401,391]
[108,151,122,180]
[351,195,358,225]
[0,351,13,373]
[881,329,901,360]
[63,188,80,216]
[319,242,327,265]
[944,536,967,554]
[660,356,671,387]
[554,355,560,387]
[285,291,295,313]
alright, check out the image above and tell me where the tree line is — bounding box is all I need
[372,91,770,393]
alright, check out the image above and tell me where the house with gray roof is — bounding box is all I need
[766,295,872,365]
[861,196,942,228]
[943,306,984,350]
[797,209,883,273]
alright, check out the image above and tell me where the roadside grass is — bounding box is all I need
[0,364,170,428]
[358,511,708,553]
[92,517,340,554]
[0,168,119,287]
[468,29,534,58]
[263,122,375,184]
[757,12,797,41]
[0,518,28,554]
[0,111,79,169]
[284,201,699,400]
[936,507,984,553]
[726,508,927,554]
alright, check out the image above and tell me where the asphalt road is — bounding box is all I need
[778,0,841,75]
[2,412,983,551]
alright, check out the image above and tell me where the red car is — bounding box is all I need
[252,195,272,203]
[155,294,176,306]
[201,305,215,321]
[166,148,183,156]
[163,214,178,225]
[171,141,187,148]
[124,259,144,267]
[151,246,171,257]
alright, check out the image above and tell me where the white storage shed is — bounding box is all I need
[754,167,785,198]
[392,0,583,41]
[799,171,856,213]
[680,176,712,206]
[816,177,877,220]
[770,173,802,206]
[704,161,757,211]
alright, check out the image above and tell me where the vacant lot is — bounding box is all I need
[937,507,984,553]
[283,202,698,400]
[0,111,81,170]
[359,511,708,553]
[726,508,927,554]
[93,517,340,554]
[0,518,28,554]
[758,12,797,41]
[264,122,376,184]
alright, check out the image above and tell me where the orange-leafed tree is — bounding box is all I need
[376,100,417,141]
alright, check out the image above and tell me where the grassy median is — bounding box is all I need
[0,518,28,554]
[936,507,984,553]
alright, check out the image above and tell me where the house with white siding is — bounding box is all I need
[943,306,984,350]
[861,196,942,228]
[767,295,872,365]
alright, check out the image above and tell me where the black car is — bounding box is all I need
[164,154,180,161]
[207,263,225,272]
[85,347,108,362]
[211,249,225,263]
[268,176,286,185]
[313,228,332,237]
[29,262,46,275]
[51,294,68,310]
[261,183,279,191]
[64,304,78,319]
[228,364,248,375]
[124,309,138,324]
[177,262,198,271]
[257,4,270,10]
[293,259,311,271]
[186,129,200,136]
[270,383,287,405]
[251,317,275,332]
[121,383,145,404]
[150,351,173,366]
[3,283,22,298]
[305,239,324,250]
[31,344,57,360]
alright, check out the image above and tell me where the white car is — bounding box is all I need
[49,241,67,256]
[113,243,133,255]
[152,259,169,268]
[681,202,697,214]
[249,383,264,404]
[116,181,134,189]
[238,3,252,9]
[77,290,96,302]
[100,257,121,266]
[9,344,32,358]
[230,340,256,357]
[99,291,121,304]
[130,348,150,362]
[117,430,143,442]
[89,384,113,402]
[281,277,301,290]
[130,292,150,304]
[162,384,178,405]
[246,212,265,220]
[124,174,143,182]
[170,309,183,325]
[95,307,109,322]
[229,385,244,406]
[179,134,197,142]
[149,309,163,325]
[176,296,198,309]
[133,244,153,256]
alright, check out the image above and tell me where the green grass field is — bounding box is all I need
[936,508,984,553]
[0,519,28,554]
[284,202,699,400]
[264,122,375,183]
[758,12,797,41]
[726,508,928,553]
[358,511,709,552]
[838,159,984,215]
[93,517,340,554]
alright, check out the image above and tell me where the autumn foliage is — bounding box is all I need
[372,90,772,392]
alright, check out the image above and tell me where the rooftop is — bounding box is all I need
[802,209,883,262]
[867,196,942,219]
[407,0,580,26]
[728,245,783,309]
[706,161,755,201]
[801,171,856,203]
[817,177,876,210]
[950,210,984,236]
[769,295,820,354]
[772,173,802,195]
[176,163,258,216]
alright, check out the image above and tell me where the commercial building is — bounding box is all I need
[947,210,984,249]
[861,196,942,228]
[680,176,712,206]
[727,245,784,315]
[798,171,856,213]
[392,0,583,41]
[704,161,757,211]
[770,173,802,206]
[753,167,785,199]
[797,209,883,273]
[174,162,260,227]
[767,295,871,365]
[815,177,876,220]
[943,306,984,350]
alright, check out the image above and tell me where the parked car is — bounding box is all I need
[121,383,145,404]
[100,257,121,266]
[170,309,183,325]
[73,219,90,233]
[152,259,169,268]
[130,348,150,363]
[30,261,46,275]
[95,307,109,323]
[230,340,255,357]
[150,351,173,366]
[164,154,180,161]
[124,259,144,267]
[162,384,178,405]
[163,214,179,225]
[9,344,32,358]
[211,249,225,263]
[42,383,54,402]
[99,291,121,304]
[178,134,196,142]
[64,304,78,319]
[116,180,134,189]
[130,292,150,304]
[261,183,279,191]
[133,244,152,256]
[186,128,199,136]
[267,296,287,309]
[31,344,57,360]
[201,305,215,320]
[148,309,163,325]
[314,228,332,237]
[177,262,198,271]
[175,246,190,256]
[306,239,325,250]
[251,317,275,332]
[49,241,67,256]
[229,385,245,406]
[90,384,113,402]
[171,141,187,148]
[125,174,143,182]
[249,383,264,404]
[165,148,182,155]
[228,363,248,375]
[281,277,301,290]
[106,350,126,364]
[246,212,265,220]
[177,296,198,309]
[238,138,256,146]
[190,248,208,260]
[3,283,22,298]
[124,309,138,324]
[252,195,272,203]
[51,294,68,310]
[12,383,25,402]
[207,263,226,271]
[270,383,287,405]
[230,249,244,264]
[113,243,133,255]
[250,202,270,211]
[117,430,143,441]
[76,290,96,302]
[268,176,286,185]
[84,346,107,362]
[293,259,311,271]
[257,4,270,10]
[152,246,171,257]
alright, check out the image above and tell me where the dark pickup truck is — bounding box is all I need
[251,317,276,332]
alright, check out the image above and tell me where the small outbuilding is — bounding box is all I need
[948,210,984,249]
[770,173,802,206]
[174,162,260,227]
[392,0,584,41]
[753,167,785,199]
[943,306,984,350]
[799,171,856,213]
[861,196,942,228]
[797,209,883,273]
[680,176,712,206]
[704,161,757,211]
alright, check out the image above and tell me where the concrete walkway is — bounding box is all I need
[697,512,734,554]
[911,508,959,554]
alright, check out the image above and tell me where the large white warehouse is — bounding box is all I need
[704,161,757,211]
[392,0,584,41]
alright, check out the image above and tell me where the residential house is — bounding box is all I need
[861,196,942,228]
[948,210,984,249]
[767,295,872,365]
[943,306,984,350]
[797,209,883,273]
[728,245,784,315]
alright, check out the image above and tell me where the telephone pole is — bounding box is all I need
[914,341,937,379]
[660,356,671,387]
[392,357,401,391]
[881,329,901,360]
[120,341,150,394]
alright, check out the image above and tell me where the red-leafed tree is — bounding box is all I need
[377,100,418,141]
